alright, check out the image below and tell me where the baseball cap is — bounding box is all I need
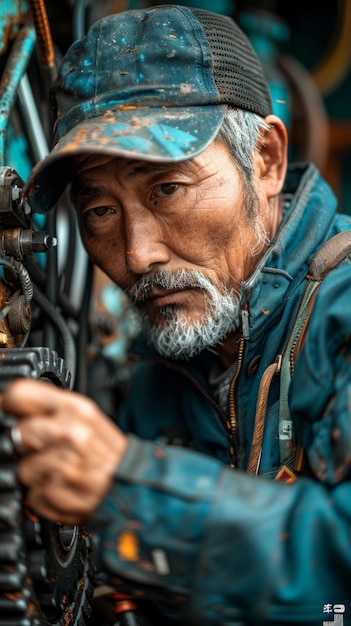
[27,4,272,213]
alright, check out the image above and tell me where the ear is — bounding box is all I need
[255,114,288,198]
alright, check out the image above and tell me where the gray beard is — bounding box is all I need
[127,269,241,360]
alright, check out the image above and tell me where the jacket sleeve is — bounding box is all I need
[88,434,351,625]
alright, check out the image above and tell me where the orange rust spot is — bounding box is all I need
[61,143,81,153]
[117,531,139,561]
[169,34,177,39]
[118,104,137,110]
[75,127,89,139]
[5,591,23,600]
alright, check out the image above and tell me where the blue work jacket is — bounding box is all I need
[89,163,351,625]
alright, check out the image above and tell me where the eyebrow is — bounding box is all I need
[124,162,167,179]
[70,159,180,202]
[69,182,97,205]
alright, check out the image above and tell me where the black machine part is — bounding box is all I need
[0,348,94,626]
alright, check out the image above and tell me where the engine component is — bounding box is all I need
[0,348,94,626]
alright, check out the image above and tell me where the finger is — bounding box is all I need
[25,484,98,525]
[18,413,94,455]
[2,379,110,447]
[2,379,99,422]
[2,379,113,433]
[17,407,126,462]
[2,379,62,416]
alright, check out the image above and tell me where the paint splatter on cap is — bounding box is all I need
[27,4,272,212]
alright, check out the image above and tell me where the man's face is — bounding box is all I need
[72,141,268,358]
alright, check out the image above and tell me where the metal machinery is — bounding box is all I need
[0,1,95,624]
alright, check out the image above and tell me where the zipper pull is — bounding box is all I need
[241,302,250,340]
[227,429,237,468]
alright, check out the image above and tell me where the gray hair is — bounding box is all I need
[216,107,271,254]
[217,108,269,179]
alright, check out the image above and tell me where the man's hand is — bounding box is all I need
[1,379,129,525]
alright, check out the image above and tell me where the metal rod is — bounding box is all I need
[0,25,36,165]
[17,73,49,163]
[28,0,55,75]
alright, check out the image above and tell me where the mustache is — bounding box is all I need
[126,269,216,305]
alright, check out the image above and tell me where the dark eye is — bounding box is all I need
[152,183,179,197]
[85,206,114,218]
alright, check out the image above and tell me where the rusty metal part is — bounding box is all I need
[1,226,57,258]
[0,167,31,228]
[1,227,25,257]
[0,257,33,347]
[0,0,29,56]
[0,26,36,165]
[7,294,30,334]
[28,0,55,74]
[0,278,18,348]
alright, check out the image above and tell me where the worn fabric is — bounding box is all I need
[27,5,272,214]
[89,163,351,625]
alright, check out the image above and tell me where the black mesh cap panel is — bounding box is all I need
[191,8,272,117]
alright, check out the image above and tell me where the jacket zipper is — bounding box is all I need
[128,353,233,457]
[227,335,245,468]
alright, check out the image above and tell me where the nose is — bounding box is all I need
[124,209,170,275]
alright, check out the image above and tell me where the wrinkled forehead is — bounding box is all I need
[69,153,193,202]
[70,145,222,187]
[72,153,118,175]
[71,154,183,187]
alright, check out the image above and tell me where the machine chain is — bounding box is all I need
[0,348,94,626]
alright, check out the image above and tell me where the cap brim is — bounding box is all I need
[26,105,225,213]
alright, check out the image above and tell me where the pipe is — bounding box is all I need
[0,25,36,165]
[28,0,55,77]
[17,73,49,163]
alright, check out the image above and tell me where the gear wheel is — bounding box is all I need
[0,348,94,626]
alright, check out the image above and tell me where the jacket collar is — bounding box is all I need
[239,163,337,342]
